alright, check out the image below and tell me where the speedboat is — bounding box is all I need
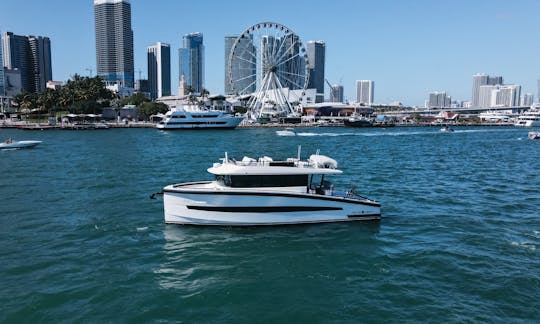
[515,108,540,127]
[156,103,244,130]
[275,128,296,136]
[528,131,540,140]
[0,139,42,150]
[161,149,381,226]
[440,126,454,133]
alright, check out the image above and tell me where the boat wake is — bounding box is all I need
[294,128,514,137]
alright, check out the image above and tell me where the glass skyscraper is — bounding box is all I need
[147,42,171,99]
[307,40,325,103]
[224,35,256,95]
[2,31,52,93]
[94,0,134,88]
[179,33,204,93]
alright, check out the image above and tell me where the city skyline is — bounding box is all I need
[2,0,540,106]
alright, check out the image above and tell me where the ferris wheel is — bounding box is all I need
[228,22,310,120]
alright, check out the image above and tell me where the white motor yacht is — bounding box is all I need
[161,150,381,226]
[515,107,540,127]
[156,103,244,130]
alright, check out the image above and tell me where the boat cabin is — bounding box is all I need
[209,154,341,195]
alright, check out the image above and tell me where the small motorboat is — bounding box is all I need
[528,131,540,140]
[275,128,296,136]
[440,126,454,133]
[0,139,42,150]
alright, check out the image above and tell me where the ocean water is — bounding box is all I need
[1,126,538,322]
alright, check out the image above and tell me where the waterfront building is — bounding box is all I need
[306,41,325,103]
[471,73,503,107]
[428,91,451,108]
[147,42,171,99]
[520,93,534,107]
[356,80,374,105]
[179,32,204,93]
[224,35,255,95]
[94,0,134,88]
[2,32,52,93]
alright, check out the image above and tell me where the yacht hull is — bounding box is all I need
[156,117,243,129]
[163,184,381,226]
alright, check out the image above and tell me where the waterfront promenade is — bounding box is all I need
[0,119,517,130]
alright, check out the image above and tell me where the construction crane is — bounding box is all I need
[325,79,338,102]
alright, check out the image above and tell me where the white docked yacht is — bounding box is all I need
[156,103,243,129]
[514,106,540,127]
[161,150,381,226]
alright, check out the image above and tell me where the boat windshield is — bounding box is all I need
[215,174,308,188]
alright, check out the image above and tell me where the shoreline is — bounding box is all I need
[1,120,518,130]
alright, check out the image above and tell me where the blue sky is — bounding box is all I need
[2,0,539,106]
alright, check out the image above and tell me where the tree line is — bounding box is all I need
[12,75,168,120]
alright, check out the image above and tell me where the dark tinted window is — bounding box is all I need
[228,175,308,187]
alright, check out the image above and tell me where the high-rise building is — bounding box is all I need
[2,31,51,93]
[471,73,503,107]
[147,42,171,99]
[471,73,488,107]
[179,32,204,93]
[225,35,256,95]
[428,91,451,108]
[488,76,503,85]
[94,0,134,88]
[479,84,521,108]
[28,36,52,93]
[356,80,374,105]
[329,84,343,103]
[0,40,4,96]
[537,79,540,103]
[306,40,325,103]
[520,93,534,107]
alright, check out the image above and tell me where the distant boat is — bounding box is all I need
[343,116,373,127]
[0,139,42,150]
[275,128,296,136]
[156,103,243,130]
[515,107,540,127]
[16,124,55,130]
[440,126,454,133]
[528,131,540,140]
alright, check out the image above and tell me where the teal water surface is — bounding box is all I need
[1,126,539,322]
